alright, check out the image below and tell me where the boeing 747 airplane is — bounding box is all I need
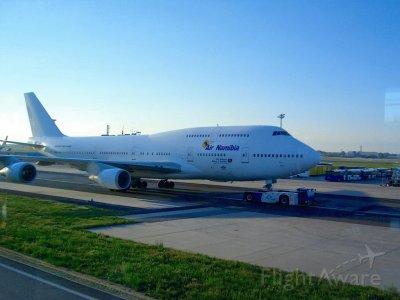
[0,93,320,190]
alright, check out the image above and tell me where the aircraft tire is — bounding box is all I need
[158,180,166,188]
[158,180,174,188]
[140,181,148,188]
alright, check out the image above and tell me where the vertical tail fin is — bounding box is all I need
[24,92,65,137]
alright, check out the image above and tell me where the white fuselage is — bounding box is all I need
[30,125,320,181]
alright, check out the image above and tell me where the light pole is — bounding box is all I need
[277,114,285,128]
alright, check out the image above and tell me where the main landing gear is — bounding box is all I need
[263,179,275,191]
[131,179,148,189]
[158,179,175,189]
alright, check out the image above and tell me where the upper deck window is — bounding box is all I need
[272,131,291,136]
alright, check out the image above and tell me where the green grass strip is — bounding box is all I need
[322,157,399,169]
[0,194,398,299]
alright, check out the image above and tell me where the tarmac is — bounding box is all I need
[92,208,400,289]
[0,247,150,300]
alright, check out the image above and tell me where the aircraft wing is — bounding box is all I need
[0,140,44,149]
[0,154,182,174]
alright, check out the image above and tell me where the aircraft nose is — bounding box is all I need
[312,149,321,166]
[308,147,321,167]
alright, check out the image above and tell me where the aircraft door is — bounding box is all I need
[91,144,98,159]
[131,148,137,161]
[241,148,249,163]
[278,154,285,168]
[187,147,194,162]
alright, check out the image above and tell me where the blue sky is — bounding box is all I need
[0,0,399,152]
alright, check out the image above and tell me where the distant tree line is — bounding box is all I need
[318,150,398,159]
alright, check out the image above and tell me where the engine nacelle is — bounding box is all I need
[90,168,131,190]
[0,162,37,183]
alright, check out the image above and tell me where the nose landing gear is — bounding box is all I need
[158,179,175,189]
[263,179,275,191]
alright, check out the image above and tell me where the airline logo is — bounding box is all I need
[202,140,240,151]
[202,140,212,149]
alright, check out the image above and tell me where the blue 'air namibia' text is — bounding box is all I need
[205,145,240,151]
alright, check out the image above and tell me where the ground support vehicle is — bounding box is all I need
[243,188,316,206]
[387,168,400,187]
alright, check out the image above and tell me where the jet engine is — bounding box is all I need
[0,162,37,183]
[90,168,131,190]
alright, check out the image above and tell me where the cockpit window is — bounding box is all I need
[272,131,291,136]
